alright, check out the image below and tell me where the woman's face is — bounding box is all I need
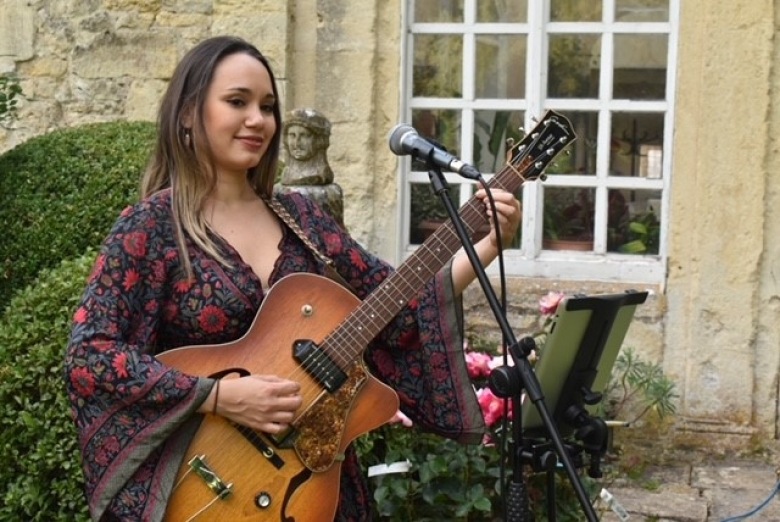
[202,52,278,179]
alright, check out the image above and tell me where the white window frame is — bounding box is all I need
[396,0,679,286]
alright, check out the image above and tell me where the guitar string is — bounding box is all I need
[304,164,531,387]
[284,114,568,411]
[292,156,540,399]
[292,116,556,377]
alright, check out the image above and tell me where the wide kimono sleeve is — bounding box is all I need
[64,199,214,521]
[279,193,486,445]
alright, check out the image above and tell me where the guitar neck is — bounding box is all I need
[323,109,575,363]
[323,153,533,359]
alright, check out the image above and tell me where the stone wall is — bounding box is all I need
[0,1,287,146]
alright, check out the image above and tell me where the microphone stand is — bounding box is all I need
[424,166,598,521]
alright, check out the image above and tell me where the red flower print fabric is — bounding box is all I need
[64,189,483,522]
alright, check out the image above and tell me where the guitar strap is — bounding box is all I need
[262,195,356,295]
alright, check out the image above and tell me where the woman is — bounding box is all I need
[64,35,521,521]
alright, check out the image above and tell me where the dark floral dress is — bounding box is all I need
[65,189,485,521]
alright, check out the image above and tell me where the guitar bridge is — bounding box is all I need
[292,340,347,392]
[188,454,233,500]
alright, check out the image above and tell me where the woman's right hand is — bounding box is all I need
[203,375,303,433]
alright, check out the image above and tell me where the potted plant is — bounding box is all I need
[617,210,660,255]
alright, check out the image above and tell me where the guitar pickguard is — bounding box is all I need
[294,362,366,472]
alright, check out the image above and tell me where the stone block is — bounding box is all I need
[72,33,180,79]
[125,79,168,121]
[0,0,35,60]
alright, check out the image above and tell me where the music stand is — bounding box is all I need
[518,290,648,516]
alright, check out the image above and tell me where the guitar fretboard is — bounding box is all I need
[322,111,575,367]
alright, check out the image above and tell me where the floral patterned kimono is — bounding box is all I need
[65,189,485,521]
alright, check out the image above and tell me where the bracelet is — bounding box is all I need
[212,380,220,415]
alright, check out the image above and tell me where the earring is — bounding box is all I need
[183,128,191,147]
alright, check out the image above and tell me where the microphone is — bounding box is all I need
[388,124,482,180]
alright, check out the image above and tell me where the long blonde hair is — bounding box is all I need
[141,36,283,275]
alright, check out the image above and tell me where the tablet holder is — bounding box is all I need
[491,291,648,518]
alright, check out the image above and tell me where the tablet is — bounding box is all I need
[521,291,648,437]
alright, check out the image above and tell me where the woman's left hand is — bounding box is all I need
[475,188,522,248]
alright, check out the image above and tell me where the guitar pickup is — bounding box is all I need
[292,340,347,392]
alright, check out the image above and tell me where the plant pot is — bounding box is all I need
[543,238,593,251]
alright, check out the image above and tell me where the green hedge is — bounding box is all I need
[0,121,156,312]
[0,251,95,521]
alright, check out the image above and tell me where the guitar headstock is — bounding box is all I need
[507,110,576,181]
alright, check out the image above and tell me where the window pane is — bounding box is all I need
[608,189,661,254]
[543,187,596,249]
[413,34,463,97]
[475,34,526,99]
[550,0,601,22]
[615,0,669,22]
[477,0,527,23]
[610,112,664,177]
[409,182,461,244]
[613,34,667,100]
[548,34,600,98]
[410,108,462,170]
[543,110,598,176]
[473,110,525,174]
[414,0,464,23]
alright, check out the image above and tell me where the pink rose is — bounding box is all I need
[476,387,512,426]
[539,291,566,315]
[465,351,493,379]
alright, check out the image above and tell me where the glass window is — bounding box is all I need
[610,112,664,177]
[608,189,662,254]
[548,34,601,99]
[543,187,596,247]
[551,0,602,22]
[476,34,526,99]
[473,110,525,174]
[613,34,667,100]
[401,0,677,283]
[477,0,527,23]
[413,35,463,98]
[616,0,669,22]
[415,0,464,23]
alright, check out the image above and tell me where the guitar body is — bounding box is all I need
[157,273,399,521]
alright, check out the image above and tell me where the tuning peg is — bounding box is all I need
[539,173,548,181]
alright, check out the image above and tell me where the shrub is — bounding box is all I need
[0,120,156,312]
[357,425,502,521]
[0,251,96,521]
